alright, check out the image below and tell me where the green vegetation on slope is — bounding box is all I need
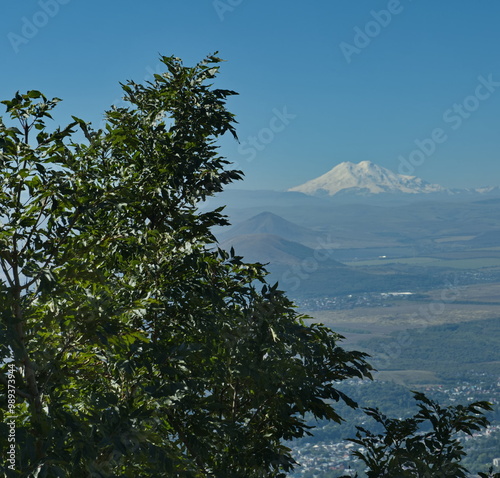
[360,317,500,378]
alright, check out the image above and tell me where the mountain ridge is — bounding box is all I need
[289,161,447,197]
[217,211,329,247]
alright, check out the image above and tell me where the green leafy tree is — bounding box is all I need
[479,468,500,478]
[0,55,371,477]
[342,391,495,478]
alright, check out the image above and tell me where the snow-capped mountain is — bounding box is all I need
[288,161,448,196]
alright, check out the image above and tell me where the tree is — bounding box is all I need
[0,55,372,477]
[342,391,497,478]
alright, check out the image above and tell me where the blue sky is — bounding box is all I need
[1,0,499,191]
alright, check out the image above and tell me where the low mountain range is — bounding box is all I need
[217,211,450,297]
[209,161,500,299]
[218,229,406,297]
[220,232,343,267]
[219,211,311,241]
[217,211,329,248]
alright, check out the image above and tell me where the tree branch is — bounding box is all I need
[0,372,33,400]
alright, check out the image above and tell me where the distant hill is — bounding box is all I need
[219,233,441,298]
[210,190,500,250]
[219,233,345,267]
[218,211,328,247]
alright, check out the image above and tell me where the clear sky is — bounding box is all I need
[2,1,499,191]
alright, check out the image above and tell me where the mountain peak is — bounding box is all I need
[218,211,320,246]
[288,161,446,197]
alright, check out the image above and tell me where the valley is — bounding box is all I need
[300,283,500,382]
[207,176,500,477]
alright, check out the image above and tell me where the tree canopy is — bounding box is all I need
[0,55,371,477]
[342,392,498,478]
